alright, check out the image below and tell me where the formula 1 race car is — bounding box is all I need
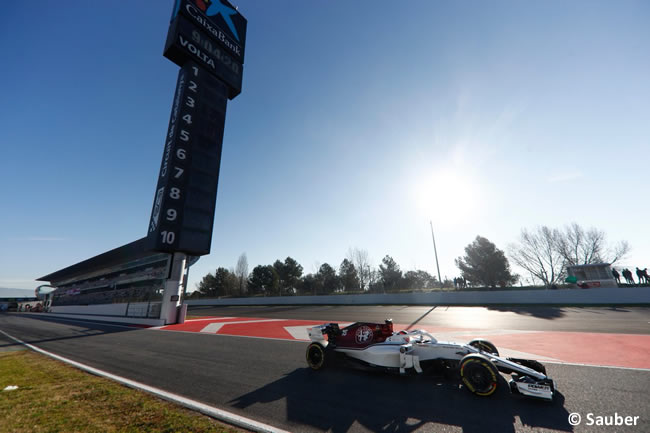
[306,319,555,401]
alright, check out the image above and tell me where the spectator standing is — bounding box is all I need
[623,269,635,285]
[612,268,621,284]
[636,268,645,285]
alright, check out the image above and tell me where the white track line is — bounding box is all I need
[283,326,311,341]
[0,329,290,433]
[149,327,311,343]
[200,319,285,333]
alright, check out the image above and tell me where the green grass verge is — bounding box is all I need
[0,351,244,433]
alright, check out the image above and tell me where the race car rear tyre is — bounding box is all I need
[306,343,327,370]
[468,339,499,356]
[460,354,500,397]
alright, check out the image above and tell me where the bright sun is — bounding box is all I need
[411,169,481,224]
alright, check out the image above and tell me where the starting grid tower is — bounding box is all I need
[38,1,247,325]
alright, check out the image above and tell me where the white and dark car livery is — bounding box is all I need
[306,319,555,401]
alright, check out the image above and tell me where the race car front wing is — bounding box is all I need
[487,356,555,401]
[508,374,555,401]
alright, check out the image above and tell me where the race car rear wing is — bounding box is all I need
[308,323,341,345]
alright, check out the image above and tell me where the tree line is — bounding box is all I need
[193,222,630,297]
[193,248,441,298]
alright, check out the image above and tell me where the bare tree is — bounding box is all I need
[556,223,630,266]
[347,247,371,291]
[235,253,248,296]
[509,226,566,288]
[368,267,382,292]
[510,223,630,288]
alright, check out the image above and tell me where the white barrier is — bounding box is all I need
[186,286,650,307]
[42,302,166,326]
[17,312,165,327]
[51,303,127,315]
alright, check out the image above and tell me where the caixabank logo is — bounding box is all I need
[172,0,247,64]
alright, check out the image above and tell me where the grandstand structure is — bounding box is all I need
[37,238,198,325]
[0,288,38,311]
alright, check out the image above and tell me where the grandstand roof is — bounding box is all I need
[0,287,37,300]
[38,237,157,285]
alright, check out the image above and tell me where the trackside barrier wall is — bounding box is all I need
[50,303,128,315]
[50,302,161,317]
[39,302,167,326]
[17,311,165,327]
[185,286,650,307]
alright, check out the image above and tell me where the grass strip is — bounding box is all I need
[0,351,244,433]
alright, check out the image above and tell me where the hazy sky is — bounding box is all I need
[1,0,648,291]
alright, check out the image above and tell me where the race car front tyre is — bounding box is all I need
[306,343,327,370]
[460,354,500,397]
[468,339,499,356]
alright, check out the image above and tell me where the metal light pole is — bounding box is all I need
[430,221,442,287]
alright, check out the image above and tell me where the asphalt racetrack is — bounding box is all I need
[1,306,649,433]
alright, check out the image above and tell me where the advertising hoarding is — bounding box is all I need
[164,14,243,98]
[170,0,247,64]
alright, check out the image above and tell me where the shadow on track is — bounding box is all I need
[0,314,140,348]
[230,367,572,433]
[486,306,567,319]
[604,306,631,312]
